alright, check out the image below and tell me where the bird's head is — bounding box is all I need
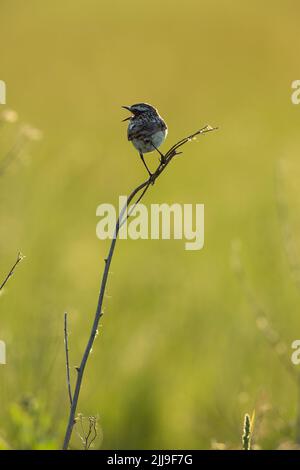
[122,103,157,121]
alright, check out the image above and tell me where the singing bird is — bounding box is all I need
[122,103,168,177]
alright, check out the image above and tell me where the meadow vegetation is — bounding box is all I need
[0,0,300,449]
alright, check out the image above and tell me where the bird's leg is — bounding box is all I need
[139,152,153,178]
[152,144,166,165]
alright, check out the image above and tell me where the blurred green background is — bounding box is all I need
[1,0,300,450]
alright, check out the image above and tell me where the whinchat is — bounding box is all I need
[122,103,168,177]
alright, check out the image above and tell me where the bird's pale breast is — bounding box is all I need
[132,129,167,154]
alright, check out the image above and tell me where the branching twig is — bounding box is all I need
[62,125,218,449]
[0,252,25,292]
[242,414,251,450]
[64,313,72,406]
[75,414,98,450]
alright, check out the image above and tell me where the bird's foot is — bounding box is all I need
[148,173,156,185]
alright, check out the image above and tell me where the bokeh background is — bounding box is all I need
[1,0,300,450]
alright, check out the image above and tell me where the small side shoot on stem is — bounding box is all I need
[0,252,25,292]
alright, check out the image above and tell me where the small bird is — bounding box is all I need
[122,103,168,177]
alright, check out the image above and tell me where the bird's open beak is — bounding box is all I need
[122,106,132,121]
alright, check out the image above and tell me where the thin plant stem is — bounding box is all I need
[62,125,217,449]
[64,313,73,406]
[0,135,25,178]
